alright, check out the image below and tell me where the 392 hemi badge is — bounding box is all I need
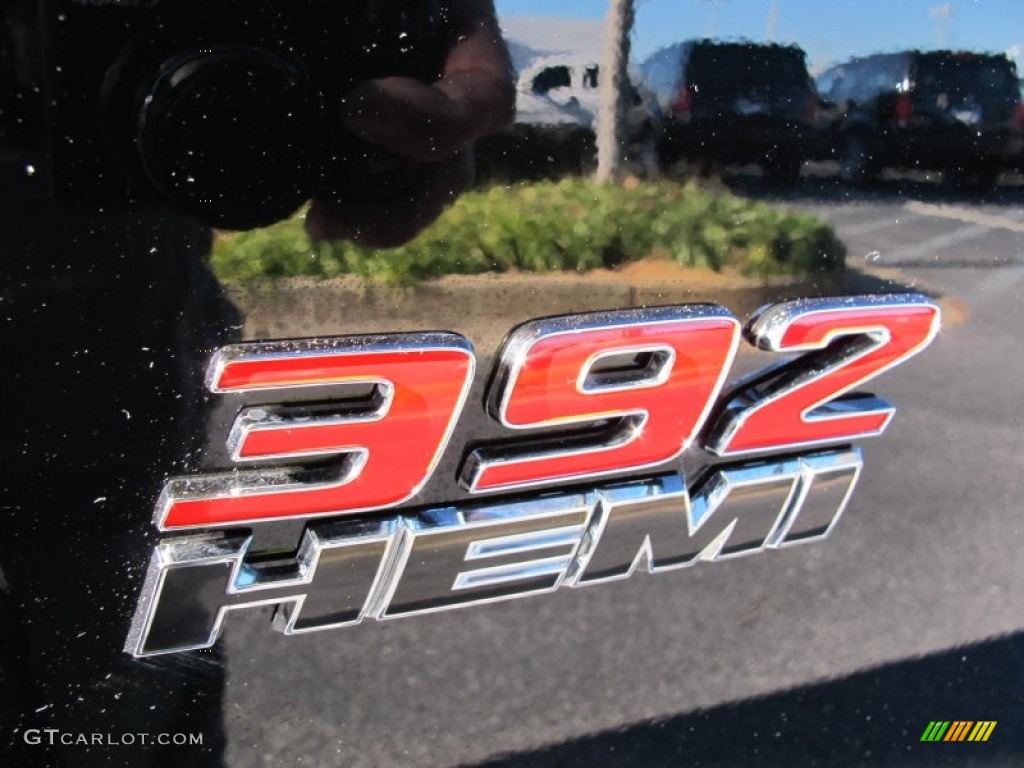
[126,295,940,657]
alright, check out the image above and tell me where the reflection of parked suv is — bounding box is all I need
[817,51,1024,186]
[640,40,817,183]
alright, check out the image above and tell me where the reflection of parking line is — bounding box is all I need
[904,201,1024,234]
[834,216,902,237]
[884,224,991,263]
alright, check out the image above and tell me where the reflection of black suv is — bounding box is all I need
[817,51,1024,186]
[640,40,816,183]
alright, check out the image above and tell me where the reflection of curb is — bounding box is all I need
[225,270,848,352]
[842,265,957,325]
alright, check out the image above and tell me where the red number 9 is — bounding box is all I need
[461,306,741,493]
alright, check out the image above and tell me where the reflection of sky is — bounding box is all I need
[496,0,1024,71]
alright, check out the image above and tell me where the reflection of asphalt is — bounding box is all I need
[744,175,1024,271]
[474,631,1024,767]
[221,180,1024,767]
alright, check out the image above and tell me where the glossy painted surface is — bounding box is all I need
[3,3,1024,767]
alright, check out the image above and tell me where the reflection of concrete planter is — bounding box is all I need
[226,266,848,355]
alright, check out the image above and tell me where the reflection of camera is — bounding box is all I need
[0,0,443,229]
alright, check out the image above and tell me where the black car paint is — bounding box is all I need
[3,7,1024,768]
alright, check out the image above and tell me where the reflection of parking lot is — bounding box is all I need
[221,175,1024,768]
[801,161,1024,188]
[739,171,1024,271]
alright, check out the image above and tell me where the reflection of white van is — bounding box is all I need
[515,55,603,128]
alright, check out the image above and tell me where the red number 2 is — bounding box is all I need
[704,295,941,456]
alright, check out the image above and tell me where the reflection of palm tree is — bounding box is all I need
[595,0,635,183]
[700,0,728,37]
[766,0,779,41]
[928,3,953,48]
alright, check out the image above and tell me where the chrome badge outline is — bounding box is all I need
[126,295,939,657]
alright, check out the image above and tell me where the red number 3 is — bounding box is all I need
[159,334,475,530]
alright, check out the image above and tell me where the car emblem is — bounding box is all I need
[127,294,940,657]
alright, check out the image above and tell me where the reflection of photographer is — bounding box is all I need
[308,0,515,246]
[0,0,513,243]
[0,3,512,765]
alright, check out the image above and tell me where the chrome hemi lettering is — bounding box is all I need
[126,450,862,657]
[570,449,861,585]
[382,493,594,618]
[125,519,399,656]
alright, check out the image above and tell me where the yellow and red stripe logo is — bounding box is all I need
[920,721,997,742]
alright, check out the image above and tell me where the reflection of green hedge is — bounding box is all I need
[212,180,846,285]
